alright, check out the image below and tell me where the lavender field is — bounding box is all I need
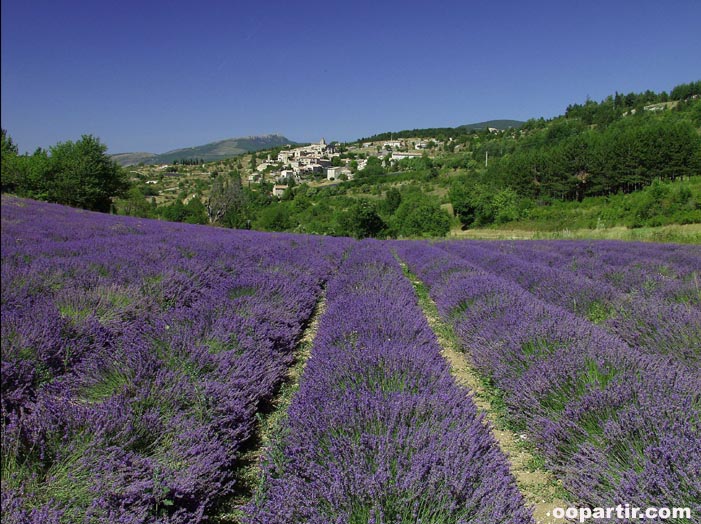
[2,196,699,524]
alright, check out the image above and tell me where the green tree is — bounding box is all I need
[116,186,154,218]
[383,187,402,214]
[1,129,20,193]
[46,135,129,211]
[449,181,498,227]
[255,203,294,231]
[339,200,386,238]
[183,196,208,224]
[207,171,246,224]
[492,188,520,224]
[393,194,450,237]
[357,156,384,178]
[449,181,478,226]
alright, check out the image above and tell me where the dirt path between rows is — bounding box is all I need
[214,292,327,523]
[401,263,567,524]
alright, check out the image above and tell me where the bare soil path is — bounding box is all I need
[399,262,568,524]
[214,292,327,523]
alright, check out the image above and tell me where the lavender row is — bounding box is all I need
[246,240,531,524]
[1,197,349,523]
[394,241,701,517]
[438,240,701,368]
[478,240,700,308]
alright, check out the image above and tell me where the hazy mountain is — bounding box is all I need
[112,134,296,166]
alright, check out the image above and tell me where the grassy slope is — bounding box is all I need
[450,223,701,244]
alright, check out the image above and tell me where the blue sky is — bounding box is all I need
[2,0,700,154]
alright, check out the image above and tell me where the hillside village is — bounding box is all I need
[8,81,694,241]
[127,135,452,204]
[251,137,449,197]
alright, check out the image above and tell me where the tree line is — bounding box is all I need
[448,83,701,228]
[1,131,129,212]
[2,81,699,236]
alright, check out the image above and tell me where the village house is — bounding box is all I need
[272,184,288,197]
[391,151,423,161]
[325,166,352,181]
[256,161,276,172]
[275,138,334,166]
[300,163,324,175]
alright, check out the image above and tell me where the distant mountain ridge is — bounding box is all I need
[112,134,296,166]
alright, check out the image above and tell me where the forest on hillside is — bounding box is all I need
[1,81,700,238]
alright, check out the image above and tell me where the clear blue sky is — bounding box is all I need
[2,0,700,154]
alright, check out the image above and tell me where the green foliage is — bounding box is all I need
[670,81,701,101]
[255,203,294,232]
[392,193,450,238]
[358,120,524,142]
[357,156,385,178]
[47,136,130,211]
[1,129,19,193]
[382,188,402,215]
[492,188,520,224]
[207,171,249,225]
[475,100,701,206]
[1,133,129,212]
[501,177,701,231]
[338,200,386,239]
[449,181,501,227]
[158,196,208,224]
[115,186,156,218]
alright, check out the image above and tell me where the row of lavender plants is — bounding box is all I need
[437,240,700,369]
[246,240,532,524]
[474,240,700,308]
[1,197,349,523]
[394,241,701,520]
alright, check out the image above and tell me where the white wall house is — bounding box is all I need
[272,184,288,197]
[326,166,353,181]
[391,152,423,161]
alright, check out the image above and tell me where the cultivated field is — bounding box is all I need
[2,196,699,523]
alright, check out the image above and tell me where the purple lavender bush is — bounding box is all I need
[246,240,532,524]
[1,196,349,523]
[438,240,701,368]
[482,239,700,308]
[394,240,701,520]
